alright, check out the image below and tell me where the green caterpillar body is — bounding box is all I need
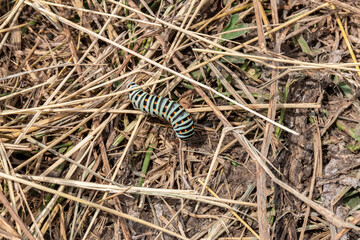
[127,82,194,141]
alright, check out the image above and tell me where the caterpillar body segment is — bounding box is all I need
[127,82,194,141]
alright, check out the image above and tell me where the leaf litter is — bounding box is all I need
[0,0,360,239]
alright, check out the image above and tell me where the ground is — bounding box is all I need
[0,0,360,239]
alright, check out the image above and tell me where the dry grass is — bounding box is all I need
[1,0,360,239]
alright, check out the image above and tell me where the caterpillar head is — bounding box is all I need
[126,82,137,89]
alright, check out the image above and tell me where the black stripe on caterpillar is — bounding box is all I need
[126,82,194,141]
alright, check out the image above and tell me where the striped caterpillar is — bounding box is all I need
[126,82,194,141]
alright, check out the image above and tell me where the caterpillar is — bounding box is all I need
[126,82,194,141]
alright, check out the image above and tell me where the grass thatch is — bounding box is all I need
[1,0,360,239]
